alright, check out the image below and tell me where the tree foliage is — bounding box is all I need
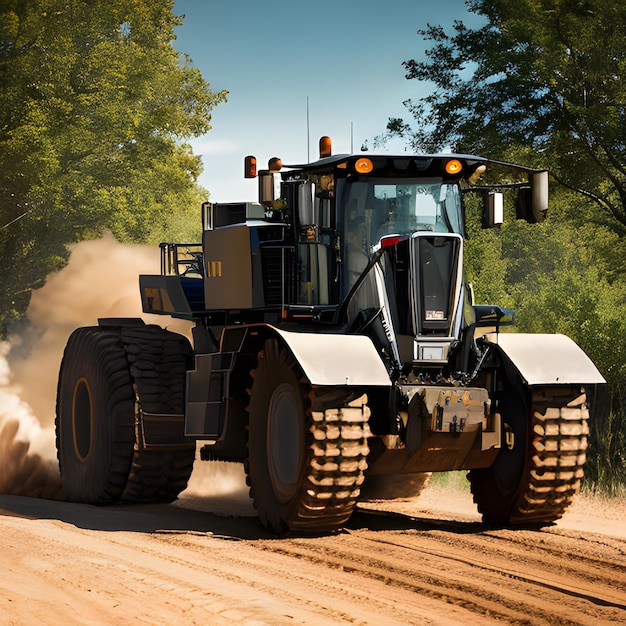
[383,0,626,490]
[0,0,227,335]
[382,0,626,234]
[464,188,626,492]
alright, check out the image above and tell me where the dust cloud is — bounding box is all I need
[177,461,255,517]
[0,233,195,499]
[0,341,63,498]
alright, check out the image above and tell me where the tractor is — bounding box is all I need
[56,137,604,533]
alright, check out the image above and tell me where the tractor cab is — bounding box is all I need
[268,151,488,370]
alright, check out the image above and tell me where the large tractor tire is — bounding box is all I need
[246,338,370,534]
[469,380,588,527]
[56,324,195,505]
[118,325,195,504]
[56,327,136,504]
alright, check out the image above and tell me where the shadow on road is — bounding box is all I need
[0,493,490,541]
[0,494,267,539]
[349,506,486,534]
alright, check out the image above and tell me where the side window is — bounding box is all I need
[297,243,329,305]
[443,184,463,234]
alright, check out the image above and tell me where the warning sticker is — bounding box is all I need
[425,310,445,320]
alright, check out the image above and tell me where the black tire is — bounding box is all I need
[469,380,588,527]
[56,324,195,505]
[119,325,195,503]
[56,327,136,503]
[246,339,369,534]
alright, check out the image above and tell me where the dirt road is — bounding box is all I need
[1,466,624,626]
[1,238,622,624]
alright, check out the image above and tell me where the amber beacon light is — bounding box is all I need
[244,155,257,178]
[319,136,333,158]
[354,157,374,174]
[444,159,463,175]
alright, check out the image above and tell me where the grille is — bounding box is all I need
[261,246,294,305]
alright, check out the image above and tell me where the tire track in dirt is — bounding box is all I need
[0,492,625,625]
[243,507,626,625]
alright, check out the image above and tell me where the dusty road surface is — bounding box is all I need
[1,466,625,626]
[1,238,623,624]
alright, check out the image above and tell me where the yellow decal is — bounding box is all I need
[207,260,223,277]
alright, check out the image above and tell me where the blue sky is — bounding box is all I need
[172,0,478,202]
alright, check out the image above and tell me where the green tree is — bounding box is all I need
[381,0,626,492]
[0,0,226,335]
[382,0,626,235]
[463,195,512,308]
[493,201,626,493]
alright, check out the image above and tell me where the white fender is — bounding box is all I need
[485,333,605,386]
[273,328,391,387]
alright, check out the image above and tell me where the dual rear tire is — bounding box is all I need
[56,325,194,505]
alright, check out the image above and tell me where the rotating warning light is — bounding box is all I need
[319,136,333,157]
[354,157,374,174]
[244,155,257,178]
[268,157,282,171]
[444,159,463,175]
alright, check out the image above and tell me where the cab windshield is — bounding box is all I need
[343,179,463,250]
[341,179,463,297]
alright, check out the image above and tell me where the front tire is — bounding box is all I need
[246,339,370,534]
[469,379,588,527]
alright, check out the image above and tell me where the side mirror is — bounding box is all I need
[516,170,548,223]
[258,170,275,207]
[531,170,548,222]
[482,192,504,228]
[298,180,316,226]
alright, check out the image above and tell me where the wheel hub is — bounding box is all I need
[266,383,303,502]
[72,377,93,462]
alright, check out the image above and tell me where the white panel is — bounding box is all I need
[274,328,391,387]
[485,333,605,385]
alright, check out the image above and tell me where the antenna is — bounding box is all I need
[306,96,310,163]
[350,122,354,153]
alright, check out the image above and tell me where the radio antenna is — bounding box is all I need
[306,96,310,163]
